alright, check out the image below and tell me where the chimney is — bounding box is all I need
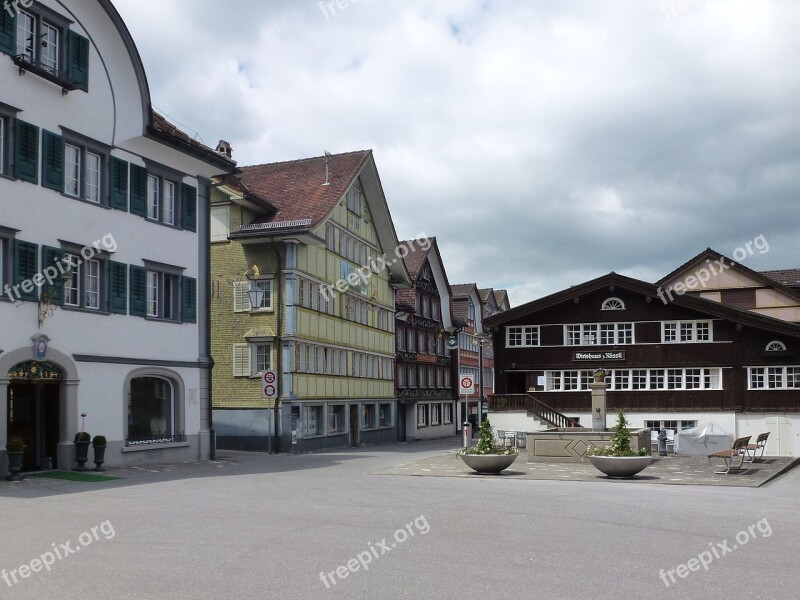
[215,140,233,159]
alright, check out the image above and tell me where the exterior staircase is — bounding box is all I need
[488,394,581,429]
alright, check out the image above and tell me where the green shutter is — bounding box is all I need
[109,157,129,210]
[129,265,147,316]
[129,164,147,216]
[109,261,128,314]
[67,30,89,92]
[14,120,39,184]
[181,184,197,232]
[181,276,197,323]
[13,241,39,302]
[42,131,65,192]
[42,246,66,305]
[0,7,14,55]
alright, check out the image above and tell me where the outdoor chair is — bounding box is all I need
[744,432,770,463]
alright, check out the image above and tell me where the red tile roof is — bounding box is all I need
[238,151,371,225]
[761,269,800,287]
[148,111,236,171]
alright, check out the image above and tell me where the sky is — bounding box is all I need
[112,0,800,307]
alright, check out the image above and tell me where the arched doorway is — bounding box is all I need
[6,361,63,470]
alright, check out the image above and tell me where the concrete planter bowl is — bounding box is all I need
[460,453,519,474]
[587,455,654,478]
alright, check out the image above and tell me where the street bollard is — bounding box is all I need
[462,422,473,448]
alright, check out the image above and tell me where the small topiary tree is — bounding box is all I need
[587,409,648,457]
[476,417,495,454]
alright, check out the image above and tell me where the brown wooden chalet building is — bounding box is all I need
[395,238,459,440]
[485,249,800,456]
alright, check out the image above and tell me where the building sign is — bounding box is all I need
[459,375,475,395]
[573,351,626,361]
[7,361,63,381]
[261,370,277,399]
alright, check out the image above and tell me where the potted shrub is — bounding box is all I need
[585,409,653,478]
[5,436,25,481]
[92,435,107,472]
[459,418,519,474]
[74,431,91,471]
[592,368,607,383]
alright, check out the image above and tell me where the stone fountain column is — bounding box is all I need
[590,378,608,431]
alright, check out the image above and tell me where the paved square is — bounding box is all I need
[2,438,798,600]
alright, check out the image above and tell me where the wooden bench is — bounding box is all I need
[744,432,770,463]
[708,436,752,474]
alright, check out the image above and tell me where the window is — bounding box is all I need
[127,376,180,444]
[8,8,90,90]
[443,403,453,424]
[507,326,539,347]
[61,142,102,202]
[363,403,376,429]
[379,403,391,427]
[544,368,722,391]
[565,323,633,346]
[147,175,160,220]
[601,297,625,310]
[61,254,101,310]
[254,344,271,374]
[663,320,712,343]
[766,341,787,352]
[396,326,406,351]
[0,117,5,175]
[431,404,441,425]
[645,420,697,432]
[408,364,417,387]
[295,343,347,376]
[130,266,193,322]
[397,365,406,388]
[233,279,273,312]
[140,169,185,226]
[417,404,428,427]
[211,205,230,242]
[748,366,800,390]
[329,404,345,433]
[146,271,174,318]
[347,179,363,214]
[305,405,323,436]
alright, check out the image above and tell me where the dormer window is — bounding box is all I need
[601,297,625,310]
[766,341,787,352]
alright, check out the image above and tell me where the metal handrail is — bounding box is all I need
[488,394,581,428]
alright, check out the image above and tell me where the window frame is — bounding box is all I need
[304,404,324,437]
[662,320,713,343]
[126,374,184,446]
[417,403,428,428]
[507,325,540,347]
[142,260,184,322]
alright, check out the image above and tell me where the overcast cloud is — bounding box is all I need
[113,0,800,306]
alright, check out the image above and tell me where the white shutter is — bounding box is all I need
[233,281,251,312]
[233,344,251,377]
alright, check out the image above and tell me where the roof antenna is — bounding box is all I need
[323,151,332,186]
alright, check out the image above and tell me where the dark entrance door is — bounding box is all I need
[7,381,60,470]
[507,372,527,394]
[349,404,359,447]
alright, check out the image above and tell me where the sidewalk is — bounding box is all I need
[372,448,800,487]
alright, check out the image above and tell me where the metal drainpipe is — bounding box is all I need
[271,244,282,454]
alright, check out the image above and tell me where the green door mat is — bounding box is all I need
[26,471,122,482]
